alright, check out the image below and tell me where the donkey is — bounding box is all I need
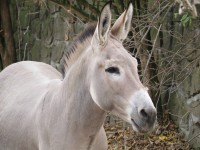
[0,2,156,150]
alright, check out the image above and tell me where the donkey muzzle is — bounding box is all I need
[131,106,157,133]
[129,89,157,133]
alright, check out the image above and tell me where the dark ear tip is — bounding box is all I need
[109,0,113,7]
[127,1,134,15]
[107,0,112,6]
[102,1,112,10]
[128,0,134,7]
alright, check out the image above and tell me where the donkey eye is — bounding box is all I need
[105,67,120,74]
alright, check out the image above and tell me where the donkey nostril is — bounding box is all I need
[140,109,148,118]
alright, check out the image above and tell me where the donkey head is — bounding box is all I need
[89,2,157,133]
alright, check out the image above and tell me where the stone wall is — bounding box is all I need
[10,0,85,69]
[162,12,200,149]
[168,40,200,149]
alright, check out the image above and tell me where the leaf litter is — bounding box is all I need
[104,116,192,150]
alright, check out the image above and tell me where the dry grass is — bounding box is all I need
[105,117,192,150]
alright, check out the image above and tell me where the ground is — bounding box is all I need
[105,115,192,150]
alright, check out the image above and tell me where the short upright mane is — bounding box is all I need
[59,23,96,78]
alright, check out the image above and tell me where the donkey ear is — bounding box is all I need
[92,1,112,46]
[111,2,133,41]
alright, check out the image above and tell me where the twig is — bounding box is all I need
[50,0,96,22]
[143,24,162,82]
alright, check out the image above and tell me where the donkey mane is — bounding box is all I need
[59,23,97,77]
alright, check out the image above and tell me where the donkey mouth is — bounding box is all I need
[131,118,143,133]
[131,118,155,133]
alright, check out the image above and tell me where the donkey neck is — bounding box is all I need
[57,49,106,149]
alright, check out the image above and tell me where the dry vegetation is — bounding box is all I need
[105,116,192,150]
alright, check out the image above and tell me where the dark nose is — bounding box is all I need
[139,107,157,124]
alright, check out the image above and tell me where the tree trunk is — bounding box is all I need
[0,0,16,68]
